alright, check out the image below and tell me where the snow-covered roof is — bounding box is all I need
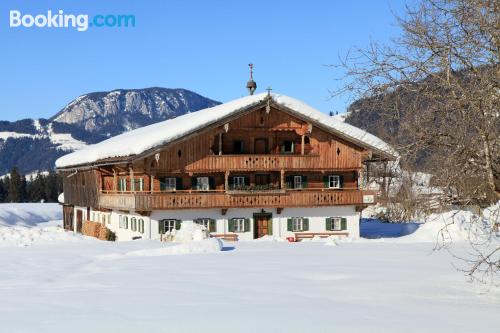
[55,93,397,168]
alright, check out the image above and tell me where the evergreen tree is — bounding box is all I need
[45,171,59,202]
[0,178,6,203]
[7,168,22,202]
[29,172,46,202]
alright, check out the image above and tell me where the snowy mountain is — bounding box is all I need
[52,88,220,136]
[0,88,220,175]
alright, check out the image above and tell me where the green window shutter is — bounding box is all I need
[209,219,216,232]
[229,176,234,187]
[191,177,197,190]
[303,218,309,231]
[176,177,183,190]
[244,218,251,232]
[268,219,273,235]
[341,218,347,230]
[244,176,250,186]
[339,175,344,189]
[175,220,182,230]
[159,220,164,234]
[302,175,308,188]
[285,176,293,189]
[159,177,165,191]
[326,217,332,231]
[287,218,293,231]
[228,219,235,232]
[323,175,329,188]
[209,177,215,190]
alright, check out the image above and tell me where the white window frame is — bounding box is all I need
[119,178,127,192]
[164,177,177,191]
[197,177,210,191]
[328,175,340,189]
[195,218,212,230]
[331,217,342,231]
[292,217,304,232]
[138,219,144,234]
[131,217,137,232]
[234,218,245,233]
[162,219,177,233]
[294,175,303,189]
[119,215,128,229]
[233,176,245,187]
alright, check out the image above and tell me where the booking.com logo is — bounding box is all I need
[9,10,135,32]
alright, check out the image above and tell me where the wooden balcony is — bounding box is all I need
[98,189,375,211]
[187,154,323,171]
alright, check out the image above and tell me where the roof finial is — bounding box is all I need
[266,86,272,96]
[246,63,257,95]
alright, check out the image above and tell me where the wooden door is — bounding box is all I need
[254,215,271,238]
[255,174,270,186]
[76,210,83,233]
[254,138,268,154]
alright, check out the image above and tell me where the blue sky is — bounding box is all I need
[0,0,406,121]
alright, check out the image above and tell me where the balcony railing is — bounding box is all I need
[186,154,323,171]
[98,189,375,211]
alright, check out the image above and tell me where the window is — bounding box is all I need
[134,178,144,191]
[328,175,341,189]
[292,217,303,232]
[233,140,244,154]
[195,218,215,232]
[294,175,303,189]
[131,217,137,231]
[233,218,245,233]
[138,219,144,234]
[327,217,346,231]
[160,177,177,191]
[118,178,127,191]
[160,219,178,234]
[119,216,128,229]
[196,177,210,191]
[233,176,245,189]
[283,141,294,153]
[332,217,342,231]
[304,136,310,144]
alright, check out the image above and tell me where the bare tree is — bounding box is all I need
[333,0,499,281]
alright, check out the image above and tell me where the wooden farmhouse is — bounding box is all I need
[56,92,396,241]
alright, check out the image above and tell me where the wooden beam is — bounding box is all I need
[130,166,134,193]
[280,169,285,189]
[224,170,230,191]
[218,132,223,155]
[150,175,154,194]
[301,135,305,155]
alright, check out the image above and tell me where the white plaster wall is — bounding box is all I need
[108,210,151,241]
[272,206,360,239]
[74,206,360,241]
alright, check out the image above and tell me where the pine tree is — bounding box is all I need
[0,178,6,203]
[7,167,22,202]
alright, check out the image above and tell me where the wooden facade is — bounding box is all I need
[60,102,387,213]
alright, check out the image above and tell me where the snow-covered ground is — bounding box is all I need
[0,203,499,333]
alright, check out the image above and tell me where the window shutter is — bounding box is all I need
[280,144,285,153]
[209,177,215,190]
[302,175,308,188]
[287,218,293,231]
[209,219,216,233]
[124,218,128,229]
[325,217,332,231]
[244,176,250,186]
[268,219,273,235]
[285,176,293,189]
[303,218,309,231]
[158,220,164,234]
[191,177,197,190]
[341,218,347,230]
[228,219,235,232]
[175,220,182,230]
[229,176,234,187]
[339,175,344,189]
[323,175,329,188]
[176,177,183,190]
[244,218,250,232]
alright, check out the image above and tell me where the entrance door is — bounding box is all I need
[255,174,270,186]
[254,138,268,154]
[76,210,83,233]
[254,214,272,239]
